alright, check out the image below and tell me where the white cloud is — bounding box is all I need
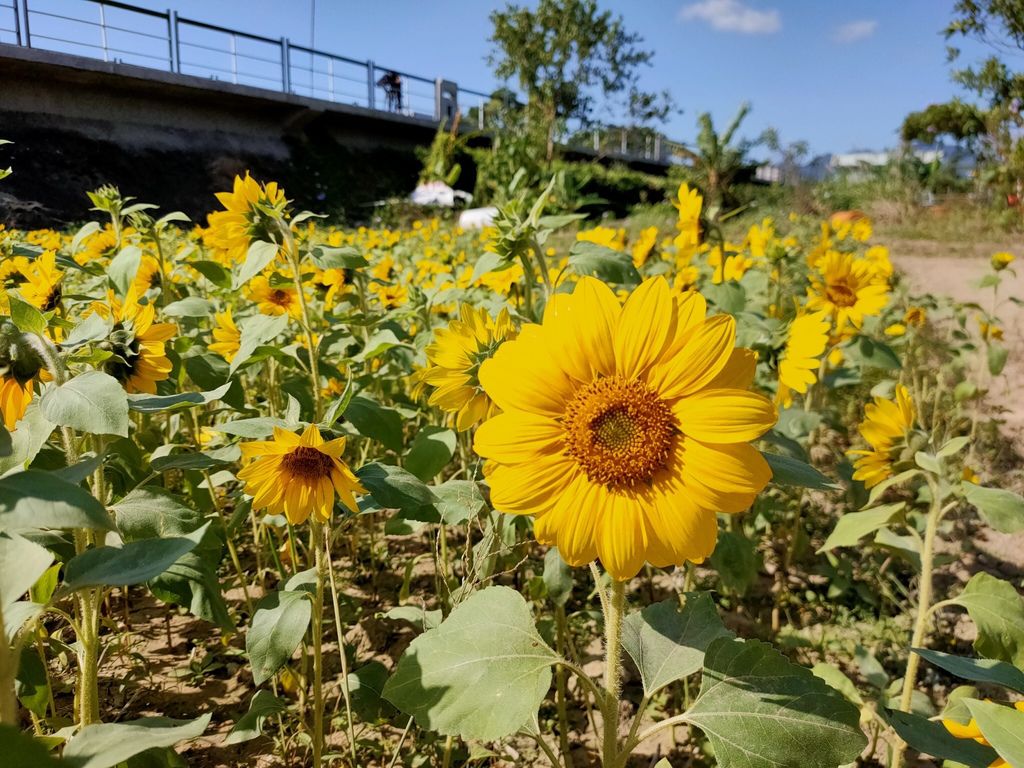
[834,19,878,43]
[678,0,781,35]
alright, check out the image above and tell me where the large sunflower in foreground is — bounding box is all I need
[419,304,517,431]
[805,251,889,334]
[847,384,915,488]
[473,276,777,580]
[238,424,365,524]
[94,288,176,394]
[205,173,287,265]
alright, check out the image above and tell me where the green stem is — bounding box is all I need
[325,527,358,767]
[281,224,323,421]
[891,477,942,768]
[554,605,574,768]
[601,579,626,768]
[310,519,326,768]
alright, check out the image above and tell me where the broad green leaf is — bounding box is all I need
[886,709,996,768]
[229,313,288,374]
[0,470,114,532]
[162,297,214,318]
[62,715,211,768]
[352,329,404,363]
[69,221,101,256]
[431,479,486,524]
[233,240,280,289]
[212,417,292,438]
[709,530,759,595]
[247,590,311,686]
[7,295,47,336]
[622,594,733,696]
[988,343,1009,376]
[763,452,839,490]
[811,663,864,707]
[348,661,393,722]
[684,638,866,768]
[937,436,970,458]
[16,645,49,716]
[357,462,438,517]
[107,245,143,297]
[542,548,573,607]
[0,531,53,606]
[309,245,367,270]
[965,699,1024,766]
[867,468,920,504]
[963,482,1024,534]
[190,260,232,289]
[383,585,558,741]
[952,572,1024,667]
[40,371,129,437]
[0,723,63,767]
[127,383,232,413]
[914,451,941,474]
[568,241,641,284]
[703,282,747,314]
[845,336,901,370]
[819,503,905,553]
[404,427,456,482]
[63,523,209,590]
[913,648,1024,694]
[223,690,287,745]
[0,404,55,476]
[344,396,404,452]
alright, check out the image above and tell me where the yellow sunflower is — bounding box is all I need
[806,251,889,334]
[776,311,830,405]
[205,173,287,265]
[631,226,659,268]
[247,275,301,318]
[473,276,777,581]
[419,304,517,431]
[132,255,163,295]
[94,288,176,394]
[577,226,626,252]
[943,701,1024,767]
[369,282,409,309]
[238,424,365,525]
[673,183,702,260]
[18,251,63,312]
[209,307,241,362]
[847,384,915,488]
[0,376,33,430]
[991,251,1015,271]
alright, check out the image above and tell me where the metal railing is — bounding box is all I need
[4,0,679,163]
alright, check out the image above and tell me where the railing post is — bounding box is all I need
[99,2,108,62]
[281,36,290,92]
[478,99,484,130]
[170,10,181,72]
[654,134,662,161]
[366,59,375,109]
[20,0,31,47]
[165,9,174,71]
[620,128,627,155]
[230,33,238,84]
[13,0,21,46]
[327,57,334,101]
[593,129,599,152]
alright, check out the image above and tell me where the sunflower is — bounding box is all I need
[313,267,350,311]
[991,251,1015,271]
[473,276,777,581]
[18,251,63,312]
[209,307,241,362]
[577,226,626,252]
[205,173,288,265]
[776,311,830,405]
[708,247,753,284]
[847,384,915,488]
[238,424,365,525]
[805,251,889,334]
[247,275,301,318]
[132,255,163,295]
[94,288,176,394]
[673,183,702,260]
[943,701,1024,767]
[419,304,517,431]
[631,226,659,268]
[0,376,33,430]
[0,320,44,430]
[369,282,409,309]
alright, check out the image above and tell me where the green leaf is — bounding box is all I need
[7,295,47,336]
[885,709,997,768]
[233,240,280,289]
[348,661,393,722]
[763,452,839,490]
[162,297,215,318]
[383,585,558,741]
[542,548,573,607]
[622,593,733,696]
[914,451,941,474]
[0,470,114,532]
[190,260,232,289]
[965,698,1024,766]
[16,644,49,716]
[963,482,1024,534]
[0,531,54,607]
[845,336,901,370]
[913,648,1024,694]
[344,396,404,452]
[684,638,866,768]
[709,530,759,595]
[988,343,1009,376]
[223,690,287,745]
[309,245,367,270]
[867,468,920,504]
[937,436,970,458]
[431,479,486,524]
[703,282,747,314]
[108,245,143,297]
[0,723,63,767]
[127,383,232,413]
[40,371,129,437]
[819,503,905,552]
[811,663,864,707]
[568,241,641,284]
[230,313,288,375]
[952,572,1024,667]
[357,462,438,518]
[247,590,311,686]
[404,426,456,482]
[0,404,55,476]
[62,715,211,768]
[63,313,112,348]
[63,523,209,590]
[212,417,292,438]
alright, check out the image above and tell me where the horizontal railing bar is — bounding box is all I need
[176,15,280,46]
[287,42,365,67]
[177,40,280,65]
[64,0,169,19]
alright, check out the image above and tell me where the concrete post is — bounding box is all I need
[281,37,290,92]
[366,60,374,109]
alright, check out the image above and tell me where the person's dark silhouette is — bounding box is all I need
[377,70,403,112]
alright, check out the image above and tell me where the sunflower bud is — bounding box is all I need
[0,319,44,385]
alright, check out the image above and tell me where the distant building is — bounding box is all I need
[755,142,976,184]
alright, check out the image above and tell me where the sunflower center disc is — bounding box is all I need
[563,376,676,488]
[825,282,856,307]
[281,445,335,481]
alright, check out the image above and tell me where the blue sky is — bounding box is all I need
[10,0,995,156]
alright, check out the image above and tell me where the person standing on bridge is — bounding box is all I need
[377,70,403,112]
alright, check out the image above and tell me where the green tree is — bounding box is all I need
[488,0,664,161]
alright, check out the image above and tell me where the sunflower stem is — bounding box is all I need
[601,579,626,767]
[325,525,358,767]
[280,221,323,422]
[891,473,942,768]
[310,518,327,768]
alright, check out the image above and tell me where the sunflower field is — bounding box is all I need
[1,167,1023,768]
